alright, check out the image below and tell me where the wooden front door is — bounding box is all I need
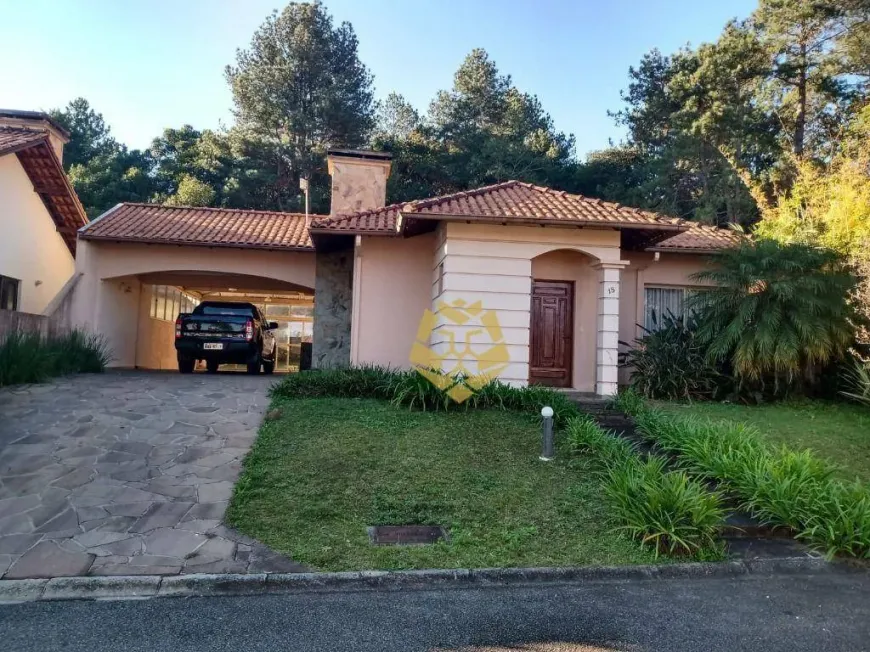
[529,280,574,388]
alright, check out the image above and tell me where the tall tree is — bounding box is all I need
[426,49,575,190]
[755,0,848,159]
[225,1,375,212]
[49,98,119,171]
[669,21,781,216]
[66,148,154,217]
[375,92,422,140]
[610,48,759,224]
[51,98,156,217]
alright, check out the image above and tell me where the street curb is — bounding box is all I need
[0,556,836,604]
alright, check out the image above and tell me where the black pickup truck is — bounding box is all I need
[175,301,278,374]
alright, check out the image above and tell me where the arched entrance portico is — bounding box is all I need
[529,249,598,391]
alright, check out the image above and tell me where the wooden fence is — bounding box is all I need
[0,309,68,340]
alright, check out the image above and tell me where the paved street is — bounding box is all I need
[1,569,869,651]
[0,371,303,578]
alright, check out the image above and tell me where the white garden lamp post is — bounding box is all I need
[540,406,554,461]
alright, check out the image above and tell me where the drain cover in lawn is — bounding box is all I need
[367,525,448,545]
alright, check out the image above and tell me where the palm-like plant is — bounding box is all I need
[692,240,860,392]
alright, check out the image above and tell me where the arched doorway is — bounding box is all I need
[529,249,599,391]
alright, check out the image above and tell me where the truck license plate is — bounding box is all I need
[203,343,224,350]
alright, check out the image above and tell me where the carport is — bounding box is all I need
[67,204,319,372]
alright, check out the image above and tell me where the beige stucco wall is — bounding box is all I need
[0,154,75,313]
[618,251,715,384]
[430,222,623,387]
[619,251,716,344]
[530,250,599,393]
[69,239,316,367]
[351,233,435,368]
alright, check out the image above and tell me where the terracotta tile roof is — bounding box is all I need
[0,126,88,255]
[310,203,404,234]
[0,126,49,155]
[80,203,322,251]
[310,181,687,234]
[650,223,743,253]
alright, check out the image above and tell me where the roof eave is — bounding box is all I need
[402,211,688,232]
[78,234,315,253]
[307,227,399,237]
[647,246,727,255]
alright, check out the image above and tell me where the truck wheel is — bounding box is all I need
[206,359,220,374]
[262,359,275,375]
[178,357,195,374]
[246,355,261,375]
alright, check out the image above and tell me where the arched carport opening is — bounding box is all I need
[129,270,315,373]
[68,237,319,372]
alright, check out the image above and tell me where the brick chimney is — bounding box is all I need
[0,109,69,163]
[326,148,392,215]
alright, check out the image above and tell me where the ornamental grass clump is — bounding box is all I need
[272,365,580,424]
[271,364,395,400]
[565,414,724,558]
[565,414,636,469]
[603,456,725,558]
[616,390,870,558]
[0,330,110,387]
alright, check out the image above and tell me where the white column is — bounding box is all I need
[593,263,623,397]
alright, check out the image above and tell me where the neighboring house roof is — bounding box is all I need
[0,109,70,139]
[650,223,744,254]
[0,127,49,155]
[0,126,88,255]
[79,203,321,252]
[311,181,686,232]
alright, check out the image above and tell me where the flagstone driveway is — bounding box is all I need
[0,371,304,579]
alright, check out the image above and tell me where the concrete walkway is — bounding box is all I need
[0,371,304,578]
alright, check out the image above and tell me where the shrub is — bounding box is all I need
[386,369,453,411]
[618,390,870,558]
[603,456,725,558]
[692,240,861,397]
[565,414,636,469]
[841,359,870,406]
[272,366,581,424]
[566,412,724,558]
[623,313,726,401]
[271,365,395,400]
[0,330,111,387]
[801,481,870,559]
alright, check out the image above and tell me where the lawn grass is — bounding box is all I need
[654,400,870,483]
[226,397,657,571]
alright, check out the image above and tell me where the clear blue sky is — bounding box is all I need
[0,0,756,158]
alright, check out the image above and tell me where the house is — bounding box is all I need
[68,148,738,395]
[0,110,87,314]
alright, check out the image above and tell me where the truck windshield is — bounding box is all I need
[199,306,253,316]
